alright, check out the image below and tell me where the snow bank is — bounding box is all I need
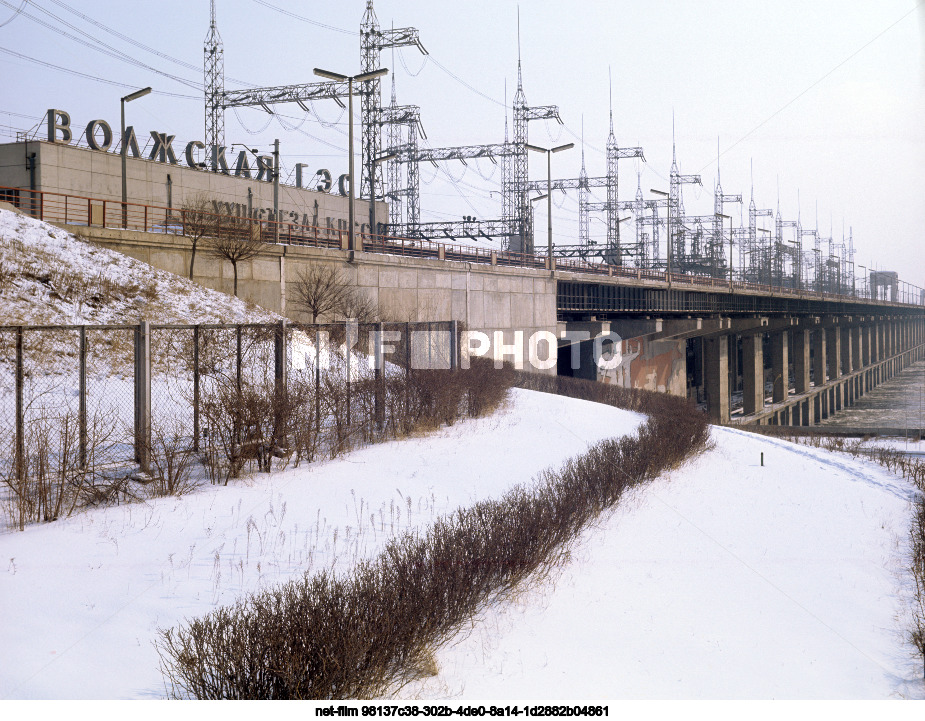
[401,425,920,700]
[0,207,277,325]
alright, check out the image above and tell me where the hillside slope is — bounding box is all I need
[0,205,278,325]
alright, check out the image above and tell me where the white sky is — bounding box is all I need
[1,0,923,290]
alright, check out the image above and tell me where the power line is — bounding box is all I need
[699,0,925,175]
[0,0,202,90]
[0,47,199,98]
[250,0,357,35]
[0,0,24,27]
[38,0,257,88]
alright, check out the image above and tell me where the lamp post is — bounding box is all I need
[314,67,388,259]
[715,212,733,289]
[120,86,152,228]
[369,152,397,244]
[529,193,548,256]
[650,189,671,287]
[232,140,280,243]
[526,142,574,269]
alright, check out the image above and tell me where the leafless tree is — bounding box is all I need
[207,214,265,297]
[292,262,377,323]
[179,193,215,280]
[340,284,378,323]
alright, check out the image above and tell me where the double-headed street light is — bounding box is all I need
[526,142,573,268]
[314,66,388,259]
[121,86,152,228]
[232,140,281,242]
[369,152,397,243]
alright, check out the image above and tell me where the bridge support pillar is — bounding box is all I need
[850,326,861,378]
[826,326,842,382]
[812,328,828,418]
[828,326,844,411]
[770,330,789,403]
[704,335,730,424]
[840,327,852,376]
[792,329,811,395]
[812,328,827,390]
[742,333,764,416]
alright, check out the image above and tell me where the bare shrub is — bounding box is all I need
[147,421,199,497]
[200,375,292,484]
[910,496,925,678]
[287,375,322,466]
[1,407,127,530]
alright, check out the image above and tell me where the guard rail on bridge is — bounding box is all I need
[1,184,922,308]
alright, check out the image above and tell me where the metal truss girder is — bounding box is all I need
[524,105,562,122]
[404,218,516,240]
[402,143,516,164]
[220,81,349,109]
[526,176,608,192]
[614,147,645,160]
[379,27,427,54]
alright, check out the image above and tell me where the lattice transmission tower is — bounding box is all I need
[204,0,224,170]
[204,0,424,215]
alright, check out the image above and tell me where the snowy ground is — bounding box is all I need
[1,387,922,700]
[0,206,277,326]
[399,424,923,700]
[0,388,643,699]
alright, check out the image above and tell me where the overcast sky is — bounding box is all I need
[1,0,923,290]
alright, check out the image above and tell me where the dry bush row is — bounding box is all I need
[156,375,709,699]
[0,410,142,530]
[199,356,512,485]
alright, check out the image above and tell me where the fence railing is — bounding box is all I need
[1,183,922,307]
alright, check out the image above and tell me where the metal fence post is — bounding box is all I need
[405,321,412,380]
[274,319,288,393]
[405,321,412,417]
[345,319,356,427]
[79,326,87,468]
[193,325,200,453]
[134,320,151,472]
[374,322,384,429]
[236,325,243,392]
[15,326,24,483]
[314,328,321,435]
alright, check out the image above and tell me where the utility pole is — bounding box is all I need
[273,138,280,244]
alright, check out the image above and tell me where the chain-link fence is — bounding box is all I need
[1,321,461,526]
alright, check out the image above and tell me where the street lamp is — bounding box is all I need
[314,66,389,258]
[232,140,281,242]
[650,189,671,286]
[121,86,151,228]
[526,142,574,269]
[369,151,397,244]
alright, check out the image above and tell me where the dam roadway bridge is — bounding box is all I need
[555,269,924,427]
